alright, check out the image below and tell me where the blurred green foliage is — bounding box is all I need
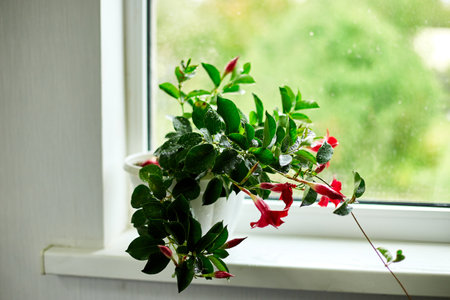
[156,0,450,202]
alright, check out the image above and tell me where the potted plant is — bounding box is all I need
[125,57,408,296]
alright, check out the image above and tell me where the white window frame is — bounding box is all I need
[43,0,450,297]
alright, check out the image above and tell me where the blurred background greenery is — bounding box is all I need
[154,0,450,203]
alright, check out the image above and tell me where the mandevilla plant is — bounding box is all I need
[126,57,409,297]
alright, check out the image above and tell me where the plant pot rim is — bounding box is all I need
[123,151,155,176]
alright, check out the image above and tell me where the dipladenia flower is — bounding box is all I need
[158,245,173,259]
[214,271,235,278]
[310,129,339,152]
[303,180,345,202]
[242,188,288,228]
[223,237,247,249]
[314,163,326,174]
[259,182,297,209]
[224,57,239,75]
[318,178,343,207]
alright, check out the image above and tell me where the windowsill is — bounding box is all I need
[43,202,450,297]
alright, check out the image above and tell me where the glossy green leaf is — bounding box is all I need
[242,62,251,74]
[198,255,214,274]
[333,201,353,216]
[195,221,224,252]
[234,74,255,84]
[139,164,163,183]
[176,258,195,293]
[276,126,286,144]
[203,177,223,205]
[295,98,320,110]
[131,185,153,208]
[245,123,255,142]
[126,236,162,260]
[377,247,393,263]
[147,175,166,200]
[183,144,216,174]
[192,100,208,129]
[316,141,333,165]
[175,66,185,82]
[252,93,264,124]
[202,63,221,87]
[280,86,295,113]
[212,149,242,174]
[228,133,249,150]
[208,255,229,272]
[249,147,275,165]
[173,116,192,133]
[290,112,312,123]
[287,117,297,145]
[393,250,405,263]
[159,82,180,99]
[301,187,317,207]
[204,108,224,135]
[295,150,317,165]
[353,171,366,199]
[207,226,228,252]
[131,209,147,227]
[143,201,166,220]
[172,178,200,200]
[186,89,210,99]
[262,112,276,148]
[213,249,229,259]
[187,216,202,251]
[142,251,170,275]
[217,96,241,134]
[165,221,186,244]
[147,219,167,239]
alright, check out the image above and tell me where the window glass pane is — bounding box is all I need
[154,0,450,204]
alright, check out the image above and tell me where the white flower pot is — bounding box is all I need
[124,152,244,236]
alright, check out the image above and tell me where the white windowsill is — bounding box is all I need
[43,202,450,297]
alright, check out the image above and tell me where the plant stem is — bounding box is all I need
[350,212,411,299]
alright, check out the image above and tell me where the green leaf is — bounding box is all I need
[393,250,405,263]
[143,201,166,220]
[217,96,241,134]
[276,126,286,144]
[198,255,214,274]
[301,187,317,206]
[172,178,200,201]
[167,195,191,221]
[252,94,264,124]
[207,226,228,252]
[126,236,162,260]
[204,107,224,135]
[147,175,167,200]
[147,219,168,239]
[212,149,242,174]
[208,255,229,272]
[234,74,255,84]
[159,82,180,99]
[187,216,202,251]
[242,62,251,74]
[131,209,147,227]
[202,63,221,87]
[333,201,353,216]
[213,249,229,259]
[249,147,275,165]
[203,177,223,205]
[176,258,195,293]
[142,251,170,274]
[139,164,163,183]
[192,100,208,129]
[165,221,186,244]
[295,150,317,165]
[245,123,255,142]
[186,89,210,99]
[280,86,295,113]
[183,144,216,174]
[173,116,192,134]
[287,117,297,145]
[377,247,393,263]
[295,98,320,110]
[290,112,312,123]
[131,185,153,208]
[228,133,249,150]
[175,66,186,82]
[195,221,224,252]
[353,171,366,199]
[177,132,203,150]
[316,141,333,165]
[262,112,276,148]
[222,84,240,94]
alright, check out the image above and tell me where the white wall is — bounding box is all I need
[0,1,443,299]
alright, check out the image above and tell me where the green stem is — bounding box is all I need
[350,212,411,299]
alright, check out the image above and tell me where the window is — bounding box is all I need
[152,0,450,205]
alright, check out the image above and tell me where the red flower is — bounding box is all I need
[314,163,326,174]
[224,57,239,75]
[157,245,173,259]
[139,158,159,167]
[259,182,297,209]
[224,237,247,249]
[317,178,344,207]
[310,129,338,152]
[214,271,234,278]
[242,189,288,228]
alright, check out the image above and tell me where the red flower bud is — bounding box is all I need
[224,237,247,249]
[214,271,234,278]
[158,245,173,259]
[224,57,239,75]
[315,164,326,174]
[309,181,345,201]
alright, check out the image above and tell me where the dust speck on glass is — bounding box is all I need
[151,0,450,204]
